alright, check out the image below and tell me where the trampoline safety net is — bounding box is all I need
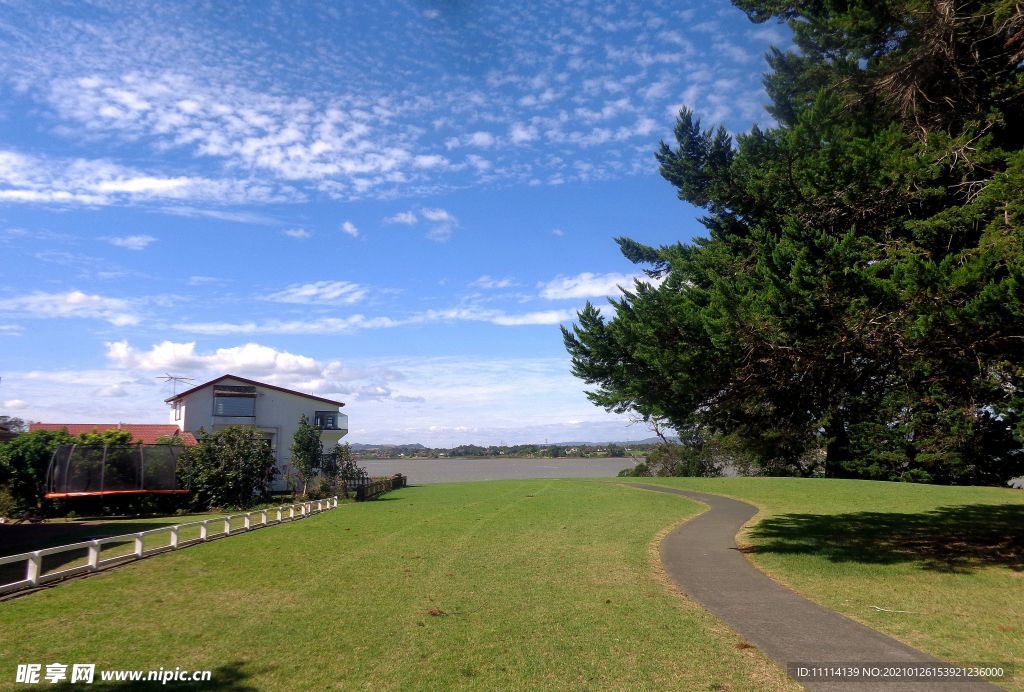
[46,443,189,498]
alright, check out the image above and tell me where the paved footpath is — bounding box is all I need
[632,484,997,691]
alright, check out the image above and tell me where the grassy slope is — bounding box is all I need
[0,480,795,691]
[626,477,1024,688]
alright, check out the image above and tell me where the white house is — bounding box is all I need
[166,374,348,488]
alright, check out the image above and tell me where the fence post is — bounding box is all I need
[260,510,268,526]
[27,552,41,586]
[170,526,179,549]
[134,533,144,557]
[289,506,295,520]
[87,540,100,571]
[200,521,208,541]
[276,507,283,522]
[224,517,231,535]
[243,513,251,530]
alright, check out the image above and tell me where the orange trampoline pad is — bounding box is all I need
[44,489,191,499]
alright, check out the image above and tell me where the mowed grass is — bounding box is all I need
[0,512,245,583]
[0,480,796,691]
[624,477,1024,689]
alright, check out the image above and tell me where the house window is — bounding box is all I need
[314,411,338,430]
[213,385,256,417]
[173,401,182,421]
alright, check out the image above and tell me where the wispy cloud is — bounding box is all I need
[469,275,515,290]
[0,2,780,202]
[420,207,457,242]
[187,275,226,286]
[173,315,402,335]
[340,220,359,237]
[383,211,418,225]
[0,149,296,207]
[537,272,644,300]
[262,280,367,305]
[104,234,156,250]
[159,206,278,225]
[383,207,457,241]
[1,290,139,326]
[283,228,312,239]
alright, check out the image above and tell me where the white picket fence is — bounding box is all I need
[0,497,339,596]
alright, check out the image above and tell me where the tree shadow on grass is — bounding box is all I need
[744,503,1024,573]
[52,661,263,690]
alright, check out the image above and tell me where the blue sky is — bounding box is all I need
[0,0,789,445]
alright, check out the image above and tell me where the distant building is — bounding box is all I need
[28,422,197,446]
[165,374,348,488]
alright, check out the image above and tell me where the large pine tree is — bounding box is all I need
[563,0,1024,484]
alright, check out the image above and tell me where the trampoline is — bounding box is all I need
[45,443,190,499]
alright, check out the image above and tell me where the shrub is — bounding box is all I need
[177,426,278,510]
[0,428,74,511]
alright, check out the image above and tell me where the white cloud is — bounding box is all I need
[3,399,28,410]
[1,290,139,326]
[173,302,579,336]
[283,228,312,239]
[424,307,575,326]
[95,384,129,398]
[0,149,295,207]
[467,131,495,148]
[420,207,454,223]
[262,280,367,305]
[538,272,643,300]
[187,275,226,286]
[412,154,448,169]
[551,228,565,236]
[339,221,359,237]
[160,206,278,225]
[0,324,26,336]
[173,315,403,335]
[420,207,457,242]
[383,211,418,225]
[104,234,157,250]
[107,340,323,376]
[469,275,515,289]
[509,122,539,144]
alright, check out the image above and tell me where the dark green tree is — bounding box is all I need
[564,0,1024,484]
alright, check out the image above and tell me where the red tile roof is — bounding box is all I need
[165,373,345,407]
[28,423,198,446]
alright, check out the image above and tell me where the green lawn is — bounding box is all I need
[623,477,1024,689]
[0,481,794,691]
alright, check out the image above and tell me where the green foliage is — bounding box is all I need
[329,443,367,497]
[290,414,323,496]
[565,0,1024,484]
[0,428,75,511]
[0,486,17,518]
[177,426,277,510]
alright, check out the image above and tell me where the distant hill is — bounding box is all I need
[348,442,426,451]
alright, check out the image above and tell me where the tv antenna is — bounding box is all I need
[157,373,194,395]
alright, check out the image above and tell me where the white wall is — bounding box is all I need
[169,377,348,490]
